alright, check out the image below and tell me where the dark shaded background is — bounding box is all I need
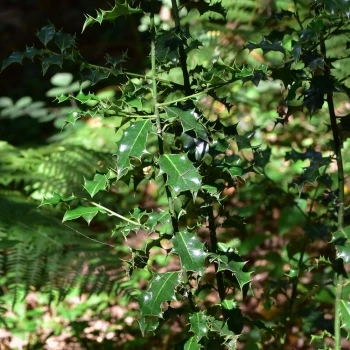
[1,0,149,145]
[1,0,147,99]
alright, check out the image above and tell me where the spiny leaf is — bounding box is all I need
[189,311,209,341]
[214,255,251,290]
[54,32,75,51]
[137,272,181,317]
[331,226,350,262]
[24,46,43,61]
[41,53,63,75]
[36,25,55,46]
[171,231,207,275]
[84,174,108,197]
[164,106,208,141]
[1,52,24,71]
[105,53,127,67]
[116,120,153,179]
[63,206,102,225]
[184,336,202,350]
[158,154,201,198]
[340,300,350,330]
[146,210,171,233]
[40,192,77,206]
[82,0,142,32]
[81,69,110,85]
[75,91,101,104]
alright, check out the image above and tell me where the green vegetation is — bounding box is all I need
[0,0,349,348]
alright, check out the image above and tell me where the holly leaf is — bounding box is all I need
[54,31,75,51]
[116,120,153,179]
[172,231,207,275]
[36,25,55,46]
[146,210,171,233]
[158,154,202,198]
[1,52,24,71]
[214,255,251,290]
[189,311,209,341]
[40,192,77,207]
[137,272,181,317]
[331,226,350,262]
[340,300,350,330]
[164,106,208,141]
[81,69,110,85]
[41,53,63,75]
[184,337,202,350]
[63,206,102,225]
[82,0,142,32]
[84,174,107,197]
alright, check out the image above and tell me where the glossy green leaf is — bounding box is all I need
[184,337,202,350]
[41,53,63,75]
[138,316,159,336]
[172,231,207,275]
[164,106,208,141]
[84,174,107,197]
[116,120,152,179]
[215,255,251,290]
[332,226,350,262]
[63,206,101,225]
[1,52,24,71]
[36,25,55,46]
[81,69,110,85]
[40,192,77,206]
[74,91,100,104]
[54,32,75,51]
[146,210,171,233]
[24,46,43,61]
[210,319,234,337]
[340,300,350,330]
[64,110,83,125]
[158,154,201,197]
[189,311,209,341]
[137,272,181,317]
[82,0,142,32]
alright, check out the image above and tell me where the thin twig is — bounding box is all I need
[320,32,345,350]
[63,223,116,248]
[151,0,179,233]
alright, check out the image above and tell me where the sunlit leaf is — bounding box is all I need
[116,120,153,179]
[171,231,207,275]
[214,255,251,290]
[164,106,208,141]
[84,173,107,197]
[137,272,181,317]
[40,192,77,206]
[332,226,350,262]
[340,300,350,330]
[189,311,209,341]
[158,154,201,197]
[63,206,102,224]
[184,336,202,350]
[82,0,142,32]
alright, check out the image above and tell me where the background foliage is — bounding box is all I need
[0,0,350,349]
